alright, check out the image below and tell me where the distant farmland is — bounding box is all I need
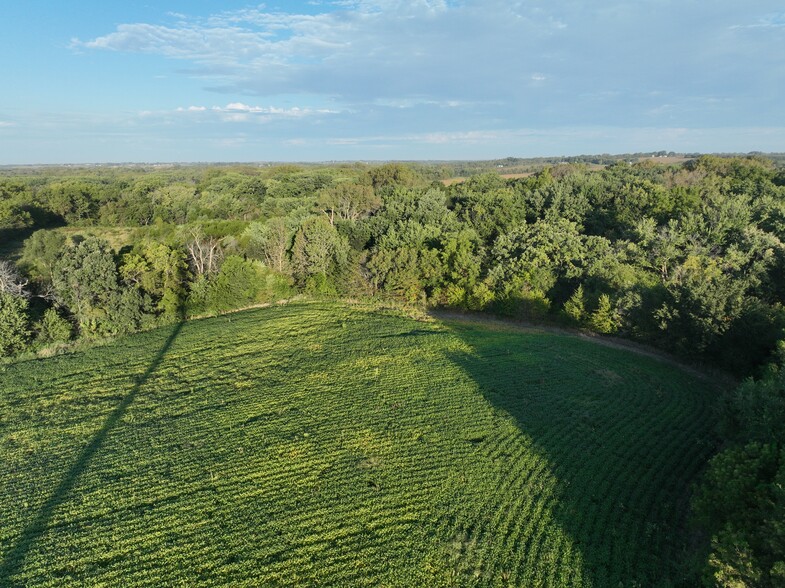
[0,302,720,586]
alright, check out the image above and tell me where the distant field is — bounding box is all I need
[0,302,719,586]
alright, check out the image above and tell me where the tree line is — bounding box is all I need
[2,156,785,585]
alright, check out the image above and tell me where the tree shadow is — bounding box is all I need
[0,209,64,260]
[0,321,184,585]
[437,319,718,586]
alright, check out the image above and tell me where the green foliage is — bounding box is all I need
[34,307,72,347]
[693,369,785,586]
[205,256,263,312]
[0,291,30,356]
[656,255,748,354]
[290,216,348,287]
[2,157,784,374]
[317,182,381,223]
[494,287,552,320]
[51,237,152,336]
[41,180,99,223]
[120,241,187,321]
[186,256,292,316]
[0,180,33,229]
[694,442,785,587]
[184,275,210,317]
[563,284,586,324]
[243,217,292,273]
[112,287,153,335]
[367,162,419,193]
[489,218,584,296]
[20,230,67,282]
[590,294,620,334]
[439,229,483,308]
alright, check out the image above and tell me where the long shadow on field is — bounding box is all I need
[439,319,717,586]
[0,321,184,585]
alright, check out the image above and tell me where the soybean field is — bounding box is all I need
[0,302,720,586]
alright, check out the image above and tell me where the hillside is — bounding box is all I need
[0,302,721,586]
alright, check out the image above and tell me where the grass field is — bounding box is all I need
[0,302,720,586]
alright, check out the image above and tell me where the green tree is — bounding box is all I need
[656,254,748,354]
[563,284,586,324]
[35,307,72,346]
[205,256,263,312]
[451,182,527,243]
[52,237,132,336]
[121,241,187,320]
[439,229,483,309]
[0,179,33,229]
[317,183,381,224]
[489,218,584,297]
[41,180,98,223]
[244,217,293,273]
[290,216,348,288]
[590,294,620,334]
[20,229,68,282]
[367,163,418,194]
[0,291,30,356]
[694,442,785,587]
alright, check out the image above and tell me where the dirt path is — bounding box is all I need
[429,309,735,388]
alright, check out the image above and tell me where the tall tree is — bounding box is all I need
[0,260,28,297]
[244,218,293,273]
[51,237,122,336]
[317,183,381,224]
[183,226,224,277]
[0,291,30,357]
[290,216,348,288]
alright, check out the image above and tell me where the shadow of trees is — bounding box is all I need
[439,320,719,586]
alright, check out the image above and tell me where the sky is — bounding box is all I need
[0,0,783,163]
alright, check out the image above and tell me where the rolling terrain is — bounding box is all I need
[0,302,720,586]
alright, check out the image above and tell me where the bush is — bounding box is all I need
[494,289,551,320]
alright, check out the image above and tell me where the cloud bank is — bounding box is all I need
[3,0,782,163]
[71,0,784,128]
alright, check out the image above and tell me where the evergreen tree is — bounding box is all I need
[0,291,30,357]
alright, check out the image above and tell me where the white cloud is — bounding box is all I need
[167,103,340,124]
[51,0,785,158]
[320,125,785,155]
[731,12,785,29]
[70,1,574,104]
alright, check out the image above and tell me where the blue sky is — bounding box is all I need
[1,0,783,163]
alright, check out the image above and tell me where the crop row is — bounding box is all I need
[0,302,719,586]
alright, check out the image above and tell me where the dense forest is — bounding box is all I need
[2,155,785,585]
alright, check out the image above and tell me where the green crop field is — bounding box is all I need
[0,302,720,587]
